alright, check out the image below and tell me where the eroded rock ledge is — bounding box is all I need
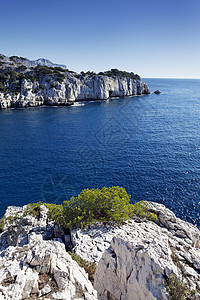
[0,202,199,299]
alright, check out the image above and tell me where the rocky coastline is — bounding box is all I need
[0,76,150,110]
[0,54,150,109]
[0,202,199,299]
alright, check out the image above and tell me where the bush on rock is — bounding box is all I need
[0,186,157,231]
[62,186,157,228]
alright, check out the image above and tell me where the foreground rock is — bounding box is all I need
[0,240,97,300]
[0,205,97,300]
[0,202,200,299]
[72,202,200,299]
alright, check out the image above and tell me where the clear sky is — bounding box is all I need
[0,0,200,78]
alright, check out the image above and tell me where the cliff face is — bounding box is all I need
[0,203,200,300]
[0,55,150,109]
[0,74,150,109]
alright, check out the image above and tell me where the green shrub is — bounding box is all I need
[45,203,64,224]
[0,213,21,231]
[55,73,65,83]
[33,65,53,80]
[4,70,18,80]
[50,83,56,88]
[0,82,9,93]
[131,201,157,221]
[98,69,140,80]
[24,201,44,218]
[1,187,157,233]
[10,56,19,61]
[24,73,36,82]
[69,251,97,282]
[0,216,6,232]
[165,274,196,300]
[62,187,131,228]
[53,66,66,72]
[23,202,64,223]
[22,187,157,229]
[62,187,157,229]
[16,65,27,72]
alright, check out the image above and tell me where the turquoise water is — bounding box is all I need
[0,78,199,227]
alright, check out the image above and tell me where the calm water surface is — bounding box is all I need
[0,78,199,227]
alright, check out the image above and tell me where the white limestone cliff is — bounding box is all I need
[0,205,97,300]
[0,54,150,109]
[0,74,150,109]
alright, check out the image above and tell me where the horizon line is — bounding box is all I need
[142,77,200,80]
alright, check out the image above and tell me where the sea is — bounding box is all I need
[0,78,199,228]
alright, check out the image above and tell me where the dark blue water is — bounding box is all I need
[0,78,199,227]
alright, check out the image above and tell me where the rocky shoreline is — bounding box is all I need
[0,54,150,109]
[0,76,150,110]
[0,202,199,299]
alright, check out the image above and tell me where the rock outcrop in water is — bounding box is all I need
[0,202,199,299]
[154,90,161,94]
[0,54,150,109]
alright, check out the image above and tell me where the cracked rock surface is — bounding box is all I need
[72,202,200,300]
[0,202,200,299]
[0,205,97,300]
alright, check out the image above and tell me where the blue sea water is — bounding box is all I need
[0,78,199,227]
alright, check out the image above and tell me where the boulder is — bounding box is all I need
[0,205,97,299]
[0,240,97,300]
[154,90,161,94]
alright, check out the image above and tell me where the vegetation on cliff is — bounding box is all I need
[79,69,140,80]
[0,54,141,95]
[0,64,67,94]
[68,251,97,283]
[60,187,156,228]
[98,68,140,80]
[0,187,157,232]
[165,274,196,300]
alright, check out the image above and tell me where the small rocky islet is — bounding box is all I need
[154,90,161,94]
[0,54,150,109]
[0,199,199,299]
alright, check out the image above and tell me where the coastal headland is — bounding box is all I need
[0,54,150,109]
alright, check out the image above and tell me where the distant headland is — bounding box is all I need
[0,54,150,109]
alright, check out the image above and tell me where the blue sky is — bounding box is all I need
[0,0,200,78]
